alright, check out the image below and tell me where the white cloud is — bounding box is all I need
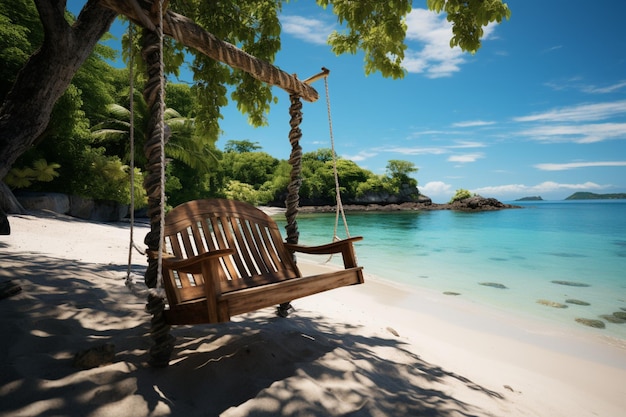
[447,153,484,163]
[542,45,563,54]
[420,181,452,196]
[344,150,378,162]
[281,15,334,45]
[519,122,626,143]
[546,79,626,94]
[582,80,626,94]
[448,141,487,148]
[513,101,626,143]
[403,9,464,78]
[282,8,505,81]
[514,100,626,123]
[382,146,448,155]
[452,120,496,128]
[403,8,496,78]
[283,7,499,78]
[534,161,626,171]
[380,141,485,157]
[473,181,609,196]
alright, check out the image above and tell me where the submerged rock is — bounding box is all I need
[551,280,591,287]
[537,299,568,308]
[613,311,626,320]
[575,318,605,329]
[600,314,626,324]
[479,282,508,289]
[565,299,590,306]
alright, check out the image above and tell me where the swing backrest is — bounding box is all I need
[161,199,301,306]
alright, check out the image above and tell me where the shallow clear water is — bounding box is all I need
[276,201,626,340]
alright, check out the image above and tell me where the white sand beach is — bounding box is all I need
[1,210,625,416]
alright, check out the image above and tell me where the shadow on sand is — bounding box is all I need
[0,252,505,417]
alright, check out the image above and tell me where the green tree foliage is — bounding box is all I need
[212,145,421,206]
[167,1,283,140]
[0,0,41,100]
[427,0,512,53]
[76,148,145,207]
[299,150,396,204]
[71,42,118,124]
[91,99,214,170]
[450,188,473,203]
[166,83,196,118]
[222,151,279,189]
[4,159,60,189]
[386,160,418,188]
[1,1,509,212]
[224,139,262,153]
[224,180,261,205]
[166,0,509,140]
[320,0,412,78]
[303,148,336,163]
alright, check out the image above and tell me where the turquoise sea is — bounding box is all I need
[276,200,626,341]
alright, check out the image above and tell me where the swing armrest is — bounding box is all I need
[148,249,235,274]
[284,236,363,269]
[284,236,363,254]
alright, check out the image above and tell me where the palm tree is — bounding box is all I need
[91,97,217,174]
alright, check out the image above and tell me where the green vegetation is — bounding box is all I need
[565,192,626,200]
[4,159,60,189]
[1,1,510,211]
[449,189,473,203]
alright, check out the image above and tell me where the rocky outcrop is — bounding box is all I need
[17,191,70,214]
[0,208,9,235]
[348,184,425,205]
[15,192,129,222]
[299,195,518,213]
[69,195,129,222]
[446,196,519,211]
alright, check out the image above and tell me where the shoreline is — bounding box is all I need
[268,199,522,214]
[1,211,625,416]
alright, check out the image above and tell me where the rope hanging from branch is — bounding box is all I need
[142,0,174,368]
[285,93,303,246]
[322,75,351,241]
[126,20,138,281]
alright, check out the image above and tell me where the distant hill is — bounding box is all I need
[516,196,543,201]
[565,192,626,200]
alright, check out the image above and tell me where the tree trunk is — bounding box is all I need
[0,182,24,215]
[0,0,117,213]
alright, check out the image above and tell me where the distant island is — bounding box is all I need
[565,192,626,200]
[516,196,543,201]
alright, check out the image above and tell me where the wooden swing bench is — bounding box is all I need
[152,198,364,325]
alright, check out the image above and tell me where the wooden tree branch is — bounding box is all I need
[34,0,71,43]
[98,0,319,102]
[0,1,117,186]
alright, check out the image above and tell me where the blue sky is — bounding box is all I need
[79,1,626,202]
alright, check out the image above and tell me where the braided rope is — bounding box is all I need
[141,0,173,368]
[156,0,166,294]
[278,93,304,318]
[285,94,303,245]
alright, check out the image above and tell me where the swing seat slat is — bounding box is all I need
[153,198,364,325]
